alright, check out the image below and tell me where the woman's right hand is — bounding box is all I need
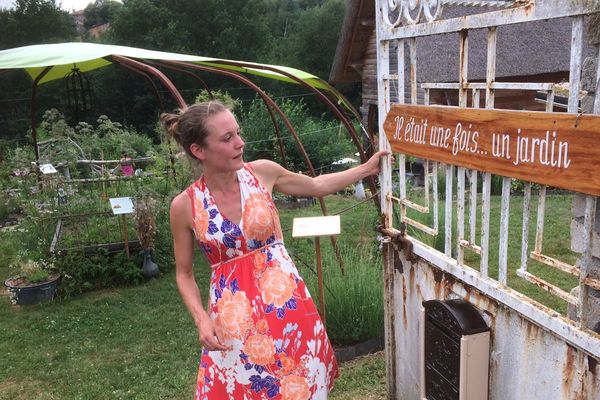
[197,313,230,351]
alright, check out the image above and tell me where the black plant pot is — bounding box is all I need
[4,274,60,305]
[141,250,159,278]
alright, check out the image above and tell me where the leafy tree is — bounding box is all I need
[0,0,75,49]
[109,0,275,61]
[83,0,122,30]
[283,0,345,80]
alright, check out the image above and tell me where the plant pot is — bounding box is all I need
[4,273,60,305]
[141,250,159,278]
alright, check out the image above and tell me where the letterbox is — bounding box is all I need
[421,299,490,400]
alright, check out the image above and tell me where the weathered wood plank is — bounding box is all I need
[383,104,600,196]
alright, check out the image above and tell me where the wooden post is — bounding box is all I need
[292,215,340,329]
[315,236,326,326]
[121,214,130,258]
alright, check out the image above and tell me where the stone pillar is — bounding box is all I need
[568,14,600,332]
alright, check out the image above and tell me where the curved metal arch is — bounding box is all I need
[153,61,288,169]
[113,59,166,112]
[204,60,381,212]
[161,59,346,272]
[109,55,187,109]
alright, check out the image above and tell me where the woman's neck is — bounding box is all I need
[203,168,239,193]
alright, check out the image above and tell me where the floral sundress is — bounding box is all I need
[186,164,339,400]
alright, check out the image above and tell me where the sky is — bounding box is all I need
[0,0,102,12]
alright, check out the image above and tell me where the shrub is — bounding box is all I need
[239,97,355,173]
[295,243,384,345]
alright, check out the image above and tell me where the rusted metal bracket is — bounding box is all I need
[378,222,415,272]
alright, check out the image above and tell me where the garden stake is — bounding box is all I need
[121,214,130,258]
[315,236,326,327]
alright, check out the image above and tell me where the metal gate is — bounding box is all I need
[375,1,600,399]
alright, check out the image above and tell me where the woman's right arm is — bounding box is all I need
[170,193,228,351]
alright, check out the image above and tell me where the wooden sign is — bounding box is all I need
[383,104,600,196]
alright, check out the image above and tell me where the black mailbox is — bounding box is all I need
[421,299,490,400]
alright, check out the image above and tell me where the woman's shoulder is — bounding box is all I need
[248,159,286,176]
[171,190,191,210]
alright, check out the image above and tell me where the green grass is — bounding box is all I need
[329,352,387,400]
[0,195,385,400]
[404,187,577,314]
[0,272,201,399]
[0,191,577,399]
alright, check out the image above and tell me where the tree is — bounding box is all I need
[83,0,122,30]
[0,0,75,50]
[283,0,345,80]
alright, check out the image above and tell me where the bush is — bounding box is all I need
[239,97,356,173]
[295,243,384,345]
[57,249,143,297]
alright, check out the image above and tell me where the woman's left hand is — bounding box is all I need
[362,150,391,176]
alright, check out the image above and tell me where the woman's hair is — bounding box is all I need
[160,101,230,159]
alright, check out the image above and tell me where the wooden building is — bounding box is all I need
[329,0,594,133]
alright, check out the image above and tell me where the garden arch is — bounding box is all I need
[0,42,383,271]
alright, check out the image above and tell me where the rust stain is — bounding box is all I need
[562,345,577,398]
[588,355,598,373]
[443,274,457,298]
[432,267,443,298]
[409,264,415,285]
[402,274,408,326]
[416,282,423,299]
[525,319,541,340]
[463,285,472,302]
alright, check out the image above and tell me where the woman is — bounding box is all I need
[118,152,135,176]
[162,101,388,400]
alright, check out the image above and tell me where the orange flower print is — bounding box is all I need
[196,367,205,386]
[280,375,311,400]
[271,206,283,240]
[193,195,209,237]
[242,193,274,242]
[256,318,269,333]
[253,252,268,274]
[243,333,276,365]
[277,354,295,374]
[260,267,297,308]
[216,288,252,340]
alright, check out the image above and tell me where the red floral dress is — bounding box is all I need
[186,165,338,400]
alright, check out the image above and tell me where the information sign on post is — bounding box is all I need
[292,215,341,326]
[109,197,135,257]
[39,163,57,174]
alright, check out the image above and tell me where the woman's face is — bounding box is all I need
[193,110,245,172]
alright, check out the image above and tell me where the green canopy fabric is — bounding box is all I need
[0,42,334,94]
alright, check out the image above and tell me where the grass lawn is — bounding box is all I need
[0,268,387,399]
[0,191,576,398]
[0,195,386,399]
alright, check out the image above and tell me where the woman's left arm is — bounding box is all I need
[250,150,390,197]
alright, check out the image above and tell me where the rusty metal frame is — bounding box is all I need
[109,55,186,109]
[30,66,53,163]
[200,60,381,212]
[153,61,289,168]
[158,59,348,271]
[112,59,166,112]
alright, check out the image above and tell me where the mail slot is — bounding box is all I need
[421,299,490,400]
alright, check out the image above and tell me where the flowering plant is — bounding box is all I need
[134,196,157,251]
[8,256,56,284]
